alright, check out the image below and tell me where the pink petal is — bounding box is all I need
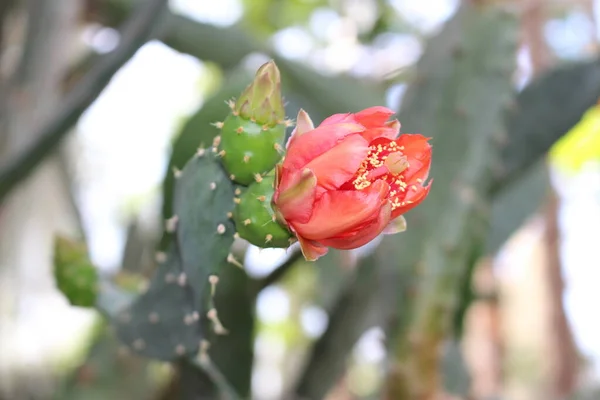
[319,201,392,249]
[319,112,356,126]
[274,168,317,224]
[391,180,432,219]
[297,235,329,261]
[361,119,401,142]
[283,123,366,171]
[286,109,315,149]
[354,106,395,128]
[305,134,369,192]
[293,180,389,240]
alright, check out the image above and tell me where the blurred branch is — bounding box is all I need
[188,357,242,400]
[0,0,168,202]
[293,257,381,400]
[255,249,303,292]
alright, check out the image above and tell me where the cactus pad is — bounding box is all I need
[217,114,286,186]
[233,173,293,248]
[53,236,99,308]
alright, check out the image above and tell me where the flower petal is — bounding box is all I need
[305,134,369,192]
[293,180,389,240]
[354,106,395,128]
[319,201,392,249]
[391,180,432,219]
[361,119,401,142]
[297,235,329,261]
[283,123,366,170]
[319,112,355,126]
[274,168,317,224]
[286,109,314,148]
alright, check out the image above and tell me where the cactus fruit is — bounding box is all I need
[53,236,99,308]
[217,61,288,185]
[233,171,293,248]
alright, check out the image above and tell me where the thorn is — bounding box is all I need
[272,214,277,222]
[165,215,179,233]
[177,273,187,287]
[232,110,239,116]
[175,345,186,356]
[265,234,273,243]
[207,309,228,335]
[184,314,195,325]
[236,126,244,134]
[226,99,235,110]
[233,232,240,239]
[256,195,266,202]
[209,275,219,296]
[243,219,251,226]
[284,118,295,127]
[288,237,297,245]
[211,121,224,129]
[218,150,226,158]
[196,147,206,157]
[230,174,236,181]
[172,167,182,178]
[165,273,176,283]
[192,311,200,321]
[217,224,226,234]
[148,312,159,323]
[243,155,250,163]
[254,174,263,183]
[211,146,217,153]
[234,197,241,204]
[274,143,284,154]
[212,136,221,147]
[226,212,233,218]
[227,253,243,269]
[155,251,167,263]
[133,339,145,350]
[250,116,256,122]
[199,340,211,364]
[210,182,217,190]
[261,124,270,131]
[234,188,241,195]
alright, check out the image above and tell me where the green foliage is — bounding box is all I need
[241,0,328,37]
[53,236,99,308]
[233,172,293,248]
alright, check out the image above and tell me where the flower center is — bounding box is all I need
[348,141,413,211]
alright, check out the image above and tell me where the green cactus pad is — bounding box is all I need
[53,236,99,308]
[173,151,236,310]
[233,173,293,248]
[218,114,285,186]
[113,244,201,361]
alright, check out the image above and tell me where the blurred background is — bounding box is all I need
[0,0,600,399]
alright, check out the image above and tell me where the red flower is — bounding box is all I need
[272,106,432,261]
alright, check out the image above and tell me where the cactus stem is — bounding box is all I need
[218,150,226,158]
[211,121,224,129]
[119,312,131,323]
[233,232,240,239]
[254,174,263,183]
[172,167,182,178]
[209,275,219,297]
[226,211,233,218]
[265,234,273,243]
[133,339,146,350]
[227,253,243,269]
[196,147,206,157]
[217,224,226,234]
[165,273,176,283]
[118,346,130,357]
[177,273,187,287]
[243,219,252,226]
[234,197,241,204]
[155,251,167,263]
[243,155,250,163]
[256,195,266,202]
[184,314,195,325]
[210,182,217,190]
[230,174,236,181]
[235,188,241,195]
[175,345,186,356]
[148,312,159,323]
[236,126,244,134]
[165,215,179,233]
